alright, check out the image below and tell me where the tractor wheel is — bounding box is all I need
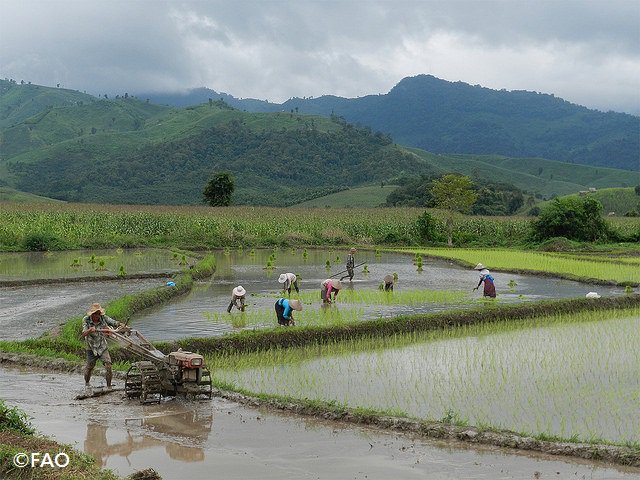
[125,361,163,403]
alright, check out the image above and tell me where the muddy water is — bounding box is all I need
[0,279,166,341]
[131,249,624,341]
[0,248,190,281]
[2,366,638,480]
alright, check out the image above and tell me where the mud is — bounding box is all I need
[2,365,638,480]
[0,278,167,341]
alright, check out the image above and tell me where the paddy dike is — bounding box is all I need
[2,365,638,480]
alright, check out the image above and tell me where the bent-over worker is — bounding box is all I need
[321,278,342,304]
[227,285,246,313]
[278,273,300,296]
[274,298,302,326]
[473,263,496,298]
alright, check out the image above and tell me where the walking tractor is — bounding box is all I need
[100,326,212,403]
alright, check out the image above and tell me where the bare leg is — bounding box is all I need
[83,364,93,386]
[105,364,113,389]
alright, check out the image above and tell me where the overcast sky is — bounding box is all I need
[1,0,639,114]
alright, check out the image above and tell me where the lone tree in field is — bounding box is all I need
[431,174,477,246]
[532,196,610,242]
[203,172,235,206]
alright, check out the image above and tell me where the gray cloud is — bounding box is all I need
[1,0,638,114]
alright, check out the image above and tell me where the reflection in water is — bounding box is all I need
[84,409,212,466]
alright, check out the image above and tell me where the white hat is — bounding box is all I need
[474,263,485,270]
[289,299,303,311]
[233,285,246,297]
[479,269,490,276]
[278,273,287,283]
[332,279,342,290]
[585,292,601,299]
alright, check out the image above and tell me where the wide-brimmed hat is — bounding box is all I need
[474,263,485,270]
[278,273,287,283]
[332,279,342,290]
[350,248,357,253]
[479,269,490,276]
[289,299,303,311]
[384,274,394,284]
[233,285,246,297]
[87,303,105,316]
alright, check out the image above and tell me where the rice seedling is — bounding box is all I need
[209,306,640,446]
[117,265,126,277]
[95,259,107,271]
[400,248,640,285]
[70,258,81,267]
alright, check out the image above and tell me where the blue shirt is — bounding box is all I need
[277,298,293,319]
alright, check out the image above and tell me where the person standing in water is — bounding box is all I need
[340,248,357,282]
[473,263,496,298]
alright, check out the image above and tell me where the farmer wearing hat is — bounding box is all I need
[473,264,496,298]
[321,278,342,304]
[82,303,127,389]
[227,285,246,313]
[383,274,394,292]
[278,272,299,296]
[340,248,357,282]
[275,298,302,326]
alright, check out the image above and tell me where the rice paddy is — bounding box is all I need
[209,307,640,446]
[404,248,640,285]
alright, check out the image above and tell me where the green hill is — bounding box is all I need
[146,75,640,171]
[1,80,638,207]
[0,186,64,203]
[291,185,398,208]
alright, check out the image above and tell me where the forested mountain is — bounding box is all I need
[140,75,640,171]
[1,80,638,207]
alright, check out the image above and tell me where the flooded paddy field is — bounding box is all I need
[0,248,191,282]
[2,366,638,480]
[213,310,640,446]
[130,249,624,341]
[0,278,169,341]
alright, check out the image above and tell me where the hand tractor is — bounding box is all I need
[100,326,212,403]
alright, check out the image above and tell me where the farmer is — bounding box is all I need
[383,274,394,292]
[274,298,302,326]
[340,248,357,282]
[473,263,496,298]
[321,278,342,304]
[227,285,246,313]
[278,272,300,296]
[82,303,128,389]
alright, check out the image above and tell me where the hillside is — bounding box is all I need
[290,185,397,208]
[140,75,640,171]
[0,186,63,203]
[1,80,638,207]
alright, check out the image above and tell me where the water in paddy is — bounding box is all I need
[131,249,623,340]
[216,313,640,445]
[0,278,167,341]
[2,366,637,480]
[0,248,191,281]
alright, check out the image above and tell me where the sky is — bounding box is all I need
[1,0,639,115]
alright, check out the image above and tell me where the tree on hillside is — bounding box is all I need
[635,184,640,196]
[531,196,610,242]
[203,172,235,206]
[431,174,477,246]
